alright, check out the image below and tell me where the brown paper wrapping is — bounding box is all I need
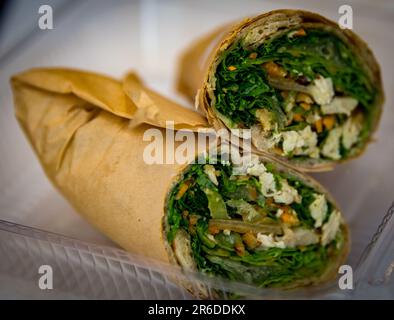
[11,68,209,263]
[176,9,384,172]
[11,67,348,292]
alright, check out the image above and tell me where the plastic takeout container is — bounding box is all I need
[0,208,393,299]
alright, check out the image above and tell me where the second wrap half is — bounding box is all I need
[177,9,384,171]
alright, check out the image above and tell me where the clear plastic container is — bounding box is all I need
[0,211,392,299]
[0,0,393,299]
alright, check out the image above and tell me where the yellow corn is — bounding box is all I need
[280,211,299,226]
[293,113,303,122]
[175,183,189,200]
[323,115,336,130]
[314,119,323,133]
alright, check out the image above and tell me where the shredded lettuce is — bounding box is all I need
[207,244,328,287]
[167,160,343,288]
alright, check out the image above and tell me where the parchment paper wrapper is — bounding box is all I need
[176,9,384,172]
[11,68,348,295]
[11,68,209,263]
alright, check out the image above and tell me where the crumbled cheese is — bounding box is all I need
[321,97,358,116]
[296,126,319,158]
[279,227,320,247]
[321,126,342,160]
[232,153,264,176]
[281,130,304,154]
[246,159,267,177]
[257,233,285,249]
[273,179,301,205]
[223,229,231,236]
[204,164,218,185]
[231,151,258,175]
[247,164,267,176]
[281,126,319,159]
[308,77,334,105]
[259,172,277,197]
[255,109,272,132]
[321,210,342,246]
[309,194,328,228]
[342,117,361,150]
[276,208,284,218]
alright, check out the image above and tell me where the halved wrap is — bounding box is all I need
[11,68,348,294]
[177,9,384,171]
[166,152,348,289]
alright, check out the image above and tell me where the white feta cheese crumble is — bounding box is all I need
[281,130,304,154]
[321,126,342,160]
[342,117,362,150]
[232,153,259,175]
[257,233,285,249]
[273,179,301,205]
[296,126,319,158]
[276,208,284,218]
[281,126,319,159]
[309,194,328,228]
[259,172,277,197]
[246,158,267,176]
[204,164,218,185]
[321,97,358,116]
[223,229,231,236]
[279,227,320,247]
[308,77,334,105]
[321,210,342,246]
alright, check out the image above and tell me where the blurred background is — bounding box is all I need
[0,0,393,299]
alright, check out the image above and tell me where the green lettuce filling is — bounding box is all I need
[167,160,343,288]
[214,28,377,160]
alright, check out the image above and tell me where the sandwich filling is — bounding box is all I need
[166,155,346,288]
[212,27,377,162]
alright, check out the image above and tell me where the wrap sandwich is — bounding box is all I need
[177,9,384,171]
[11,68,348,294]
